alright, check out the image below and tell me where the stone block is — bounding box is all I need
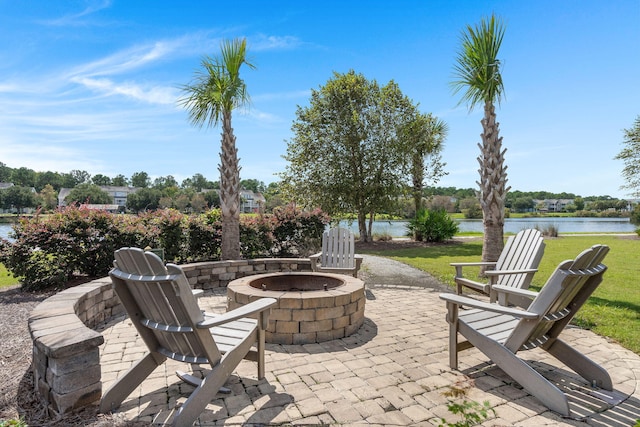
[47,363,101,394]
[49,382,101,414]
[300,319,332,333]
[48,347,100,375]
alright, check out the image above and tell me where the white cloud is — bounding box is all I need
[71,77,178,105]
[39,0,113,27]
[251,34,302,51]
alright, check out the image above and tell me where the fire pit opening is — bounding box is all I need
[228,272,365,345]
[249,274,343,292]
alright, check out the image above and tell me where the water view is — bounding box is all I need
[340,217,637,237]
[0,217,636,242]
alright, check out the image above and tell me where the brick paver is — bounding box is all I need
[99,256,640,426]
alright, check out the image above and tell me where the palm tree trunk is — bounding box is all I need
[219,111,241,260]
[478,102,509,264]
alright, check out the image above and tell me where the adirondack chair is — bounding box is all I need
[100,247,277,427]
[309,227,363,277]
[451,228,545,304]
[440,244,612,416]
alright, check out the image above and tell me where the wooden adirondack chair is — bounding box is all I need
[309,227,363,277]
[451,228,545,304]
[100,247,277,427]
[440,244,612,416]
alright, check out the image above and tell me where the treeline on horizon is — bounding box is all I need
[0,162,628,202]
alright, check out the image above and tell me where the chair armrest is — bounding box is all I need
[198,298,277,328]
[485,268,538,277]
[450,261,497,267]
[492,285,539,299]
[451,261,497,278]
[439,293,539,319]
[309,252,321,261]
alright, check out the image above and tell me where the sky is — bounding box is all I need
[0,0,638,199]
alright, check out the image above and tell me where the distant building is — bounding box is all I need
[534,199,574,212]
[58,186,139,208]
[240,189,266,213]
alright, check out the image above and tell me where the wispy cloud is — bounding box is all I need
[39,0,113,27]
[251,34,303,51]
[71,77,178,104]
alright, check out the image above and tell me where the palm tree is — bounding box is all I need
[180,38,254,260]
[451,14,510,264]
[408,112,448,241]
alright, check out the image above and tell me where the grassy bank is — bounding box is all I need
[359,235,640,354]
[0,264,17,288]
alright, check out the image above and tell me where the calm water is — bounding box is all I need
[0,217,636,242]
[341,217,637,237]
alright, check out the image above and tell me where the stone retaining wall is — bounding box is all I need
[28,258,312,417]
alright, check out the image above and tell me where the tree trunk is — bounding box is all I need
[219,111,241,260]
[357,211,368,242]
[478,102,509,266]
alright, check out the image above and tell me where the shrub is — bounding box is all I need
[270,204,329,257]
[407,208,459,242]
[185,211,221,261]
[0,205,330,291]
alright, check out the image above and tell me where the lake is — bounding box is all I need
[340,217,637,237]
[0,217,636,242]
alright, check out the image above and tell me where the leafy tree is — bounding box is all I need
[281,70,418,241]
[1,186,37,213]
[63,170,91,187]
[190,193,207,213]
[153,175,179,190]
[512,197,534,213]
[203,189,220,208]
[0,162,11,182]
[65,183,111,205]
[182,173,213,191]
[39,184,58,211]
[451,14,509,264]
[131,171,151,188]
[179,38,254,260]
[92,174,112,186]
[241,178,266,193]
[126,187,162,212]
[35,171,64,192]
[614,116,640,197]
[10,167,37,187]
[112,174,129,186]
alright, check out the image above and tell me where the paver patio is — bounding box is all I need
[99,255,640,426]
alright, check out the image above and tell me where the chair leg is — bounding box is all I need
[101,352,165,413]
[460,323,571,416]
[446,302,459,369]
[545,338,613,390]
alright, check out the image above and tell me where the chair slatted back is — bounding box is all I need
[321,227,356,269]
[504,244,608,352]
[494,228,545,288]
[110,247,221,365]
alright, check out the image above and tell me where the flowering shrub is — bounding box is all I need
[0,204,329,291]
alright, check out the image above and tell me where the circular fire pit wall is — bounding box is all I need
[227,272,365,344]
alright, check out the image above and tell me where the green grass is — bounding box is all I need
[0,263,18,289]
[359,235,640,354]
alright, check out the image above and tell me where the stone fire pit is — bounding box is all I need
[227,272,365,344]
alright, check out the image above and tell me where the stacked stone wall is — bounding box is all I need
[28,258,312,417]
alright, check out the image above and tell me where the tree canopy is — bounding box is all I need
[281,70,442,241]
[615,115,640,197]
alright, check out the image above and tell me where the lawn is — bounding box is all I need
[0,263,18,288]
[359,235,640,355]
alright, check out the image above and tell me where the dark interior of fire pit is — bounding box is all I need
[249,274,344,292]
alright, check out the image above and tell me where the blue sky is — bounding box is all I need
[0,0,638,198]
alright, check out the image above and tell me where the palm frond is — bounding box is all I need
[451,13,506,111]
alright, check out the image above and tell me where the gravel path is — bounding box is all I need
[359,254,450,292]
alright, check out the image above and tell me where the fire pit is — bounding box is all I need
[227,272,365,344]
